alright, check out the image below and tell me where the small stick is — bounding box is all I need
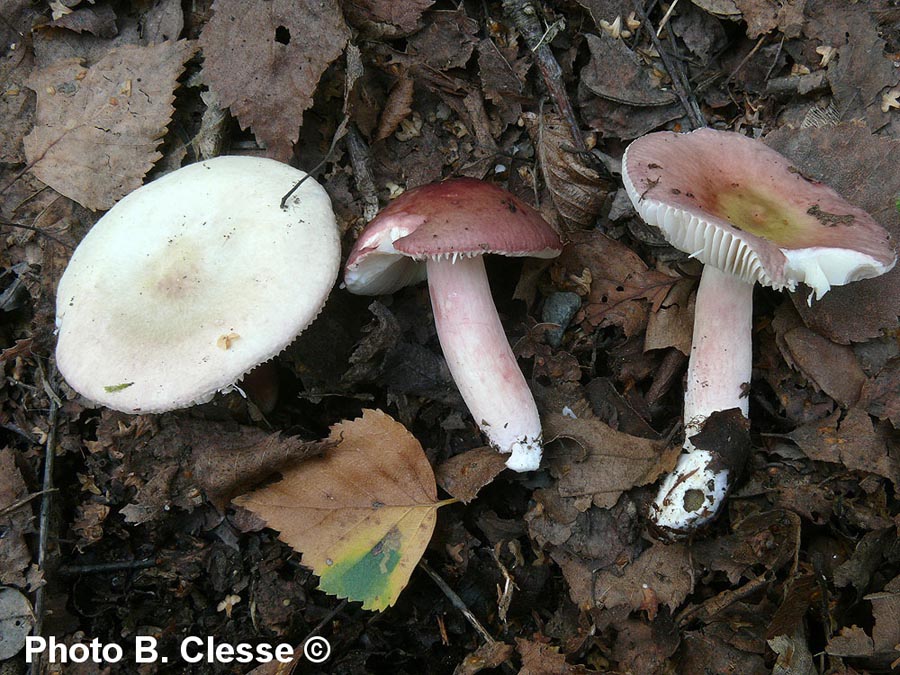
[57,559,157,576]
[0,488,56,519]
[656,0,680,36]
[29,368,60,675]
[726,35,767,84]
[418,560,496,644]
[631,0,705,130]
[502,0,587,153]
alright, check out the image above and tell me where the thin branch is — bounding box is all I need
[631,0,705,130]
[502,0,587,152]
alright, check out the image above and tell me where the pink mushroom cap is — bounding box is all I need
[344,178,563,294]
[622,128,896,300]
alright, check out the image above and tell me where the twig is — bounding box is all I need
[57,558,157,576]
[631,0,705,129]
[656,0,680,36]
[418,560,496,644]
[0,488,56,519]
[726,34,767,84]
[0,218,74,250]
[502,0,587,153]
[302,598,348,641]
[279,115,350,209]
[29,367,60,675]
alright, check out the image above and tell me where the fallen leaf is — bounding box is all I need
[407,10,478,71]
[693,510,801,585]
[435,446,507,504]
[553,231,677,337]
[235,409,453,611]
[87,411,330,523]
[644,276,695,356]
[543,413,678,508]
[374,75,414,142]
[578,32,683,139]
[517,638,596,674]
[522,112,611,230]
[23,40,195,210]
[864,574,900,654]
[861,357,900,427]
[72,502,110,551]
[581,32,677,107]
[0,448,31,587]
[734,0,806,39]
[342,0,434,38]
[804,2,899,129]
[453,641,515,675]
[788,408,899,488]
[593,541,693,613]
[200,0,349,161]
[780,327,867,407]
[826,625,875,657]
[47,4,118,37]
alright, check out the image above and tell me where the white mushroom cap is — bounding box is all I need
[56,156,341,413]
[622,128,896,300]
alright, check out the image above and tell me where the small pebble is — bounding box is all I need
[542,292,581,347]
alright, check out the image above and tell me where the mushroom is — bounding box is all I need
[344,178,563,471]
[56,156,341,413]
[622,128,897,535]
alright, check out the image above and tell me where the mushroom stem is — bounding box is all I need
[426,254,542,471]
[650,264,753,533]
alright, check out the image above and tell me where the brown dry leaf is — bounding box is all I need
[581,33,677,107]
[734,0,805,39]
[23,40,195,210]
[543,413,679,508]
[693,510,801,585]
[690,0,741,18]
[374,75,414,142]
[764,125,900,343]
[72,502,110,550]
[578,32,683,140]
[862,357,900,427]
[47,4,118,37]
[516,638,596,674]
[406,10,478,71]
[826,625,875,657]
[780,327,867,407]
[341,0,434,38]
[593,541,693,614]
[554,231,677,337]
[0,448,32,587]
[453,641,515,675]
[435,446,507,504]
[788,409,900,488]
[644,276,695,355]
[200,0,349,161]
[804,2,899,130]
[101,412,328,523]
[864,574,900,655]
[235,409,451,611]
[522,112,610,230]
